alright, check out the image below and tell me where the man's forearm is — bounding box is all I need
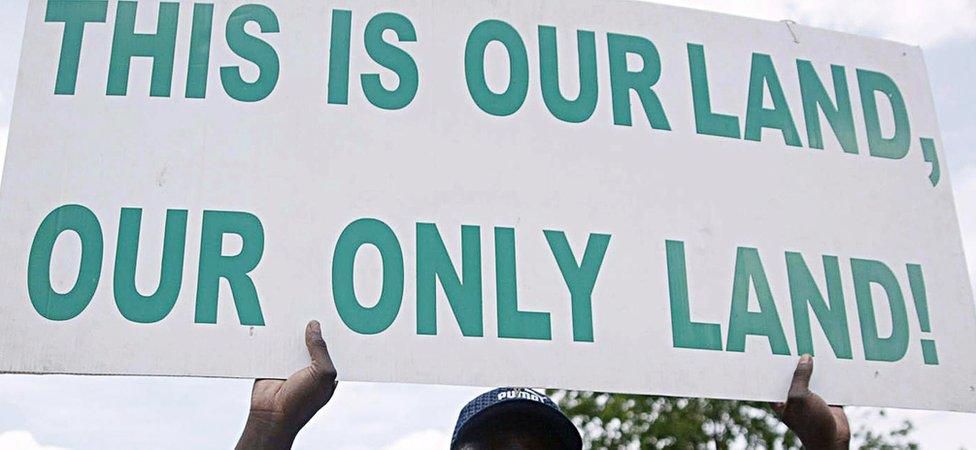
[794,415,850,450]
[797,438,850,450]
[236,412,298,450]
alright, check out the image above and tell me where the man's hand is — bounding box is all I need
[236,320,339,450]
[774,355,850,450]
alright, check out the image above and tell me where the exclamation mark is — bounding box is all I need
[907,264,939,365]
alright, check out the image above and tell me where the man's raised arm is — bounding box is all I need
[775,355,851,450]
[236,321,339,450]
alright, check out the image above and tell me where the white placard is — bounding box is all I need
[2,0,974,412]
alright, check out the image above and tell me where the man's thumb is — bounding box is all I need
[305,320,336,377]
[789,354,814,397]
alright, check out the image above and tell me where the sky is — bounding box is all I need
[1,0,975,448]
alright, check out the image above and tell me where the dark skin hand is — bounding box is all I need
[236,321,339,450]
[774,355,851,450]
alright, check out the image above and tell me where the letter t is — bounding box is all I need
[46,0,109,95]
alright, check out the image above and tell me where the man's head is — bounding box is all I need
[451,388,582,450]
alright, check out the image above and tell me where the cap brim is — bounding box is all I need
[452,399,583,450]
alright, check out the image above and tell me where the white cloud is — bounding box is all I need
[652,0,976,47]
[0,431,66,450]
[381,429,451,450]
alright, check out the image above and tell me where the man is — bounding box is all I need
[449,387,583,449]
[236,321,850,449]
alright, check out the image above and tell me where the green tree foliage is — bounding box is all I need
[854,410,918,450]
[550,391,918,449]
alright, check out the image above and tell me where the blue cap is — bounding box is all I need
[450,388,582,449]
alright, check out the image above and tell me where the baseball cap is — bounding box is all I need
[450,387,583,449]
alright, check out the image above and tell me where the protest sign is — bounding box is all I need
[2,0,974,411]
